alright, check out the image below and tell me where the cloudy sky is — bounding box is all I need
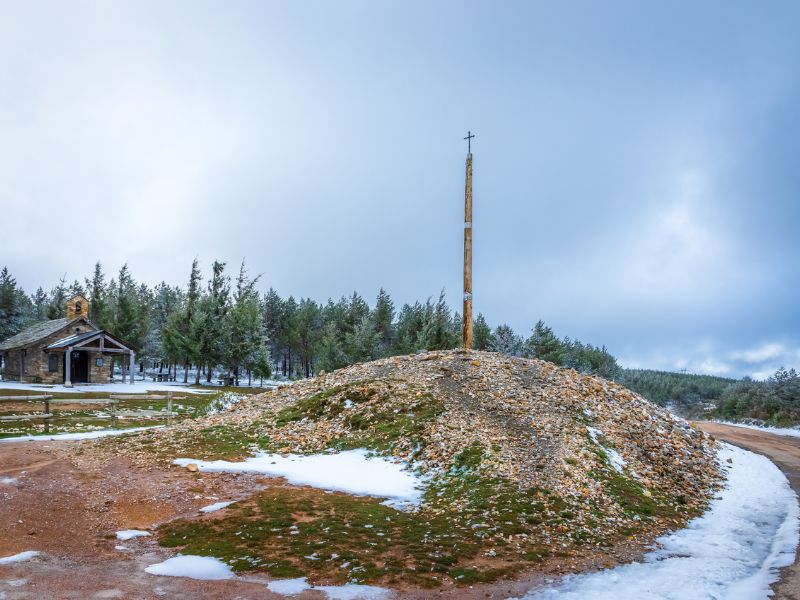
[1,1,798,379]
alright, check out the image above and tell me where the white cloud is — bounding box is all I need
[730,343,786,364]
[622,340,800,380]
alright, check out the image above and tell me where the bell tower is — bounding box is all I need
[66,295,90,320]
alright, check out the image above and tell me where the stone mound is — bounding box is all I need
[111,350,722,586]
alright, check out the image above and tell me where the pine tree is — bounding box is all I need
[148,282,182,378]
[0,267,29,339]
[30,287,48,321]
[490,324,524,356]
[525,320,563,364]
[85,262,110,328]
[251,346,272,387]
[223,261,264,385]
[419,291,458,351]
[393,302,426,355]
[134,283,154,371]
[163,259,203,383]
[112,264,139,343]
[316,322,348,373]
[262,288,285,376]
[345,314,380,363]
[372,288,395,356]
[295,298,322,377]
[47,275,68,319]
[67,279,86,298]
[198,260,230,382]
[473,313,493,350]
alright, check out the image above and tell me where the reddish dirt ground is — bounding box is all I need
[0,438,666,599]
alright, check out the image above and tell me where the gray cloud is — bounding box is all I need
[1,1,798,378]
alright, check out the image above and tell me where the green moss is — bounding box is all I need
[601,470,661,517]
[156,466,575,588]
[452,441,485,472]
[321,391,444,456]
[275,384,354,426]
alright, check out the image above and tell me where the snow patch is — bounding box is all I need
[266,577,311,595]
[199,501,234,513]
[116,530,151,540]
[0,426,161,443]
[0,551,39,565]
[515,444,799,600]
[144,555,234,580]
[715,421,800,439]
[266,576,390,599]
[0,381,213,394]
[174,449,424,506]
[586,426,627,474]
[204,392,247,415]
[0,477,18,485]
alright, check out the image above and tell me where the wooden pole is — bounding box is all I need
[167,390,173,424]
[65,348,72,387]
[463,151,473,350]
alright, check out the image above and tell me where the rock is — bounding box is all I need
[185,463,199,472]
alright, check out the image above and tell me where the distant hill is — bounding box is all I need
[618,369,737,414]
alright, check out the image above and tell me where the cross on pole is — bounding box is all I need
[464,130,475,153]
[462,132,474,350]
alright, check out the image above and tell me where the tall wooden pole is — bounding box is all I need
[463,149,473,350]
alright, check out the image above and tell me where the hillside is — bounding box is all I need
[104,350,722,588]
[619,368,736,412]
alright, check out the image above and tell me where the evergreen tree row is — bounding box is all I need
[0,262,621,384]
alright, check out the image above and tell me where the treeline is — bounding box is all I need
[0,262,620,384]
[619,369,736,409]
[618,367,800,425]
[715,368,800,425]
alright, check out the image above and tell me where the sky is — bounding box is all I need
[1,0,798,379]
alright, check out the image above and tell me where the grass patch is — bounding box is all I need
[157,474,572,588]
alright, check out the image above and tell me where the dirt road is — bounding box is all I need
[694,422,800,600]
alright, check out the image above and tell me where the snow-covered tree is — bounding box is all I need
[490,324,524,356]
[0,267,30,339]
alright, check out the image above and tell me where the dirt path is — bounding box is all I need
[694,422,800,600]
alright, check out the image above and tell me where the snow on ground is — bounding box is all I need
[0,426,161,443]
[266,577,390,599]
[174,449,424,507]
[0,380,214,395]
[0,477,18,485]
[513,444,799,600]
[715,421,800,439]
[204,392,247,416]
[0,551,39,565]
[586,426,627,474]
[115,530,151,540]
[199,501,234,513]
[144,555,234,580]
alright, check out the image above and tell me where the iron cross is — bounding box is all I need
[464,130,475,153]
